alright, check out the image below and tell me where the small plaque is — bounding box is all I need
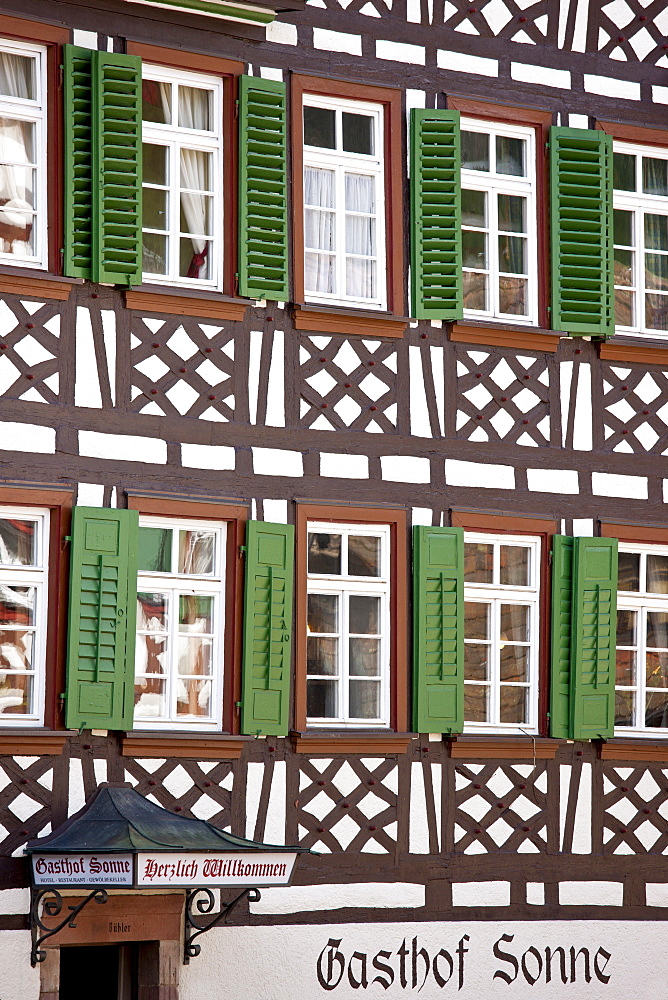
[32,854,134,886]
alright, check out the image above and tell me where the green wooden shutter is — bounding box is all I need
[65,507,139,731]
[241,520,294,736]
[550,534,573,738]
[413,526,464,734]
[550,126,614,337]
[570,536,618,740]
[410,109,462,321]
[238,75,288,301]
[63,45,94,279]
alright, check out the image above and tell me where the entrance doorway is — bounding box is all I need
[59,944,138,1000]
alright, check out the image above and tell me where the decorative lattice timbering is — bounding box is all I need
[594,0,668,65]
[124,758,234,827]
[129,314,236,420]
[454,763,549,853]
[299,335,398,433]
[0,297,62,403]
[297,757,398,853]
[0,756,56,856]
[455,348,551,446]
[601,364,668,454]
[602,766,668,854]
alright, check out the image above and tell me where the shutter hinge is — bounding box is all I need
[64,536,72,542]
[235,701,242,708]
[548,550,553,565]
[239,544,247,556]
[235,99,239,120]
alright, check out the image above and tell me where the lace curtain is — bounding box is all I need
[0,53,35,256]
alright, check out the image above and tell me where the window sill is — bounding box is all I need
[0,267,82,301]
[125,287,249,322]
[121,732,252,759]
[599,738,668,761]
[291,730,417,754]
[293,304,408,339]
[0,730,68,755]
[448,735,559,759]
[599,338,668,365]
[450,322,561,353]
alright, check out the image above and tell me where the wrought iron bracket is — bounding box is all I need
[30,887,109,966]
[184,887,261,964]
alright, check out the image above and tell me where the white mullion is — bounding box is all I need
[170,138,180,282]
[490,598,500,725]
[337,159,346,300]
[341,586,349,724]
[637,604,647,730]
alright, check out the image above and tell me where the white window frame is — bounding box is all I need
[141,64,224,291]
[135,515,226,731]
[613,140,668,339]
[461,118,538,326]
[306,521,390,729]
[463,532,540,735]
[302,94,387,311]
[0,37,48,270]
[0,505,48,727]
[615,542,668,737]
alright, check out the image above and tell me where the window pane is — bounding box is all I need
[349,595,380,634]
[463,271,487,311]
[646,650,668,687]
[0,629,32,671]
[0,52,35,100]
[305,253,335,294]
[615,689,634,726]
[614,209,633,247]
[348,536,381,577]
[646,293,668,332]
[498,194,525,234]
[180,149,211,192]
[464,684,489,722]
[349,637,380,676]
[134,677,166,718]
[614,247,634,286]
[305,209,335,251]
[178,86,211,131]
[500,685,527,723]
[179,595,213,633]
[349,679,380,718]
[180,196,211,237]
[308,533,341,575]
[137,593,167,631]
[500,604,529,642]
[462,229,487,269]
[465,601,490,640]
[500,645,528,682]
[645,214,668,252]
[346,215,375,256]
[143,79,170,124]
[496,135,525,177]
[614,288,634,327]
[0,519,35,566]
[464,543,493,583]
[464,644,489,680]
[500,545,529,586]
[305,167,335,208]
[177,636,213,676]
[646,253,668,291]
[342,113,373,155]
[346,257,376,299]
[0,586,34,626]
[646,611,668,648]
[616,648,635,687]
[135,633,167,676]
[498,235,526,275]
[616,608,637,646]
[461,131,489,171]
[345,172,375,214]
[180,235,211,280]
[307,636,338,675]
[499,276,527,316]
[144,187,168,231]
[307,678,337,716]
[462,189,486,228]
[178,529,215,575]
[0,117,34,162]
[143,232,168,275]
[176,677,212,717]
[647,554,668,594]
[308,594,338,634]
[0,671,32,715]
[645,689,668,728]
[138,527,171,573]
[618,551,640,591]
[304,106,335,149]
[613,152,635,192]
[642,157,668,198]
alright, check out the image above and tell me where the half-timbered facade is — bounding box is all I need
[0,0,666,997]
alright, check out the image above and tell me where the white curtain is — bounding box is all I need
[0,54,35,256]
[345,172,376,299]
[304,166,335,294]
[0,53,33,100]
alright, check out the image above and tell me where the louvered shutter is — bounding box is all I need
[570,536,618,740]
[238,75,288,301]
[92,53,143,285]
[413,526,464,734]
[63,45,94,279]
[65,507,138,731]
[550,126,614,337]
[410,109,462,321]
[550,534,573,739]
[241,520,294,736]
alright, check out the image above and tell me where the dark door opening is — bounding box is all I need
[59,944,138,1000]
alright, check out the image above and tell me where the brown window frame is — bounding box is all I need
[451,510,557,737]
[294,503,408,737]
[126,494,247,735]
[291,74,406,337]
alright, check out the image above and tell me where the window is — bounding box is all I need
[0,38,47,269]
[613,142,668,337]
[463,532,540,732]
[302,95,386,310]
[615,544,668,734]
[135,516,226,730]
[141,65,223,289]
[461,119,537,324]
[0,507,48,725]
[306,521,390,727]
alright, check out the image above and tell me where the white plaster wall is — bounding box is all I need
[250,883,425,915]
[0,932,41,1000]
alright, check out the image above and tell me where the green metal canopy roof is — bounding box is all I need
[25,783,304,855]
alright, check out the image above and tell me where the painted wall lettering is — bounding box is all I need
[317,936,470,991]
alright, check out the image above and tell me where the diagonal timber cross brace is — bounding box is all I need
[30,887,109,966]
[184,887,261,964]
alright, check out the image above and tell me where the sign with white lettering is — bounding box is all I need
[135,852,297,888]
[32,854,134,886]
